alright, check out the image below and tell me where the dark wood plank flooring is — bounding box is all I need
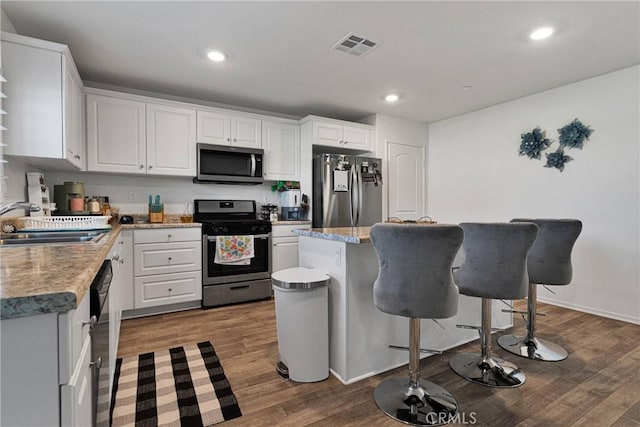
[118,300,640,426]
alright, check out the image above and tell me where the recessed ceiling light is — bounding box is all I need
[207,50,226,62]
[461,86,472,91]
[384,94,399,103]
[530,26,554,41]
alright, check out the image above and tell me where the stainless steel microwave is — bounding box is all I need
[195,143,264,184]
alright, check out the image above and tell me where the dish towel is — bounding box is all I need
[214,235,255,265]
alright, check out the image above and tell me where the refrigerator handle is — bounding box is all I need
[349,166,357,227]
[357,165,363,226]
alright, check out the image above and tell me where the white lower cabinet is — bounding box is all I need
[271,223,311,273]
[60,337,93,427]
[133,228,202,309]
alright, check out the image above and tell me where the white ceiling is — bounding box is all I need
[2,1,639,123]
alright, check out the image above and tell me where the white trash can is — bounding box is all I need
[271,267,330,382]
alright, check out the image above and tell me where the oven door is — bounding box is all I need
[203,233,271,284]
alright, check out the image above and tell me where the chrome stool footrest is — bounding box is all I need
[497,334,568,361]
[374,377,459,426]
[389,345,443,355]
[449,353,525,388]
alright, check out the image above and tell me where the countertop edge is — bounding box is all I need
[294,228,369,244]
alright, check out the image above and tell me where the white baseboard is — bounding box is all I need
[537,296,640,325]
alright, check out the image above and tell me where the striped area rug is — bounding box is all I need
[111,341,242,427]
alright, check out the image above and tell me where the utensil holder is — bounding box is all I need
[148,203,164,223]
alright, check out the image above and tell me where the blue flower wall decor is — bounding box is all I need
[544,148,573,172]
[519,127,552,159]
[558,118,594,149]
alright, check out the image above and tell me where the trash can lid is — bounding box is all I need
[271,267,331,290]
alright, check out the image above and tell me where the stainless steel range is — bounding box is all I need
[194,199,272,307]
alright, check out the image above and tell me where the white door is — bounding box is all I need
[262,121,300,181]
[146,103,196,176]
[230,116,262,148]
[196,110,230,145]
[272,237,300,273]
[86,94,146,173]
[312,121,343,148]
[387,141,425,220]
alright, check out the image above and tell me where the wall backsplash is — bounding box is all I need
[44,171,283,215]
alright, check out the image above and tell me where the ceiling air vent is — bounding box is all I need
[331,33,379,57]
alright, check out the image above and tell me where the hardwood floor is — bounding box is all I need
[118,300,640,426]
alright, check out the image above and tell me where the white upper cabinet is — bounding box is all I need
[86,94,146,174]
[262,121,300,181]
[303,116,374,152]
[86,92,196,176]
[146,103,196,176]
[197,110,261,149]
[1,32,85,170]
[196,110,230,145]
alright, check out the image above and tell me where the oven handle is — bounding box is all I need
[207,234,270,241]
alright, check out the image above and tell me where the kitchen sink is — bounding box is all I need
[0,230,109,246]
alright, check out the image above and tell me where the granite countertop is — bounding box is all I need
[0,220,202,320]
[294,226,371,244]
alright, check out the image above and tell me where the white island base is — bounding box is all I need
[297,231,513,385]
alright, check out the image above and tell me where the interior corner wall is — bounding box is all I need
[427,66,640,324]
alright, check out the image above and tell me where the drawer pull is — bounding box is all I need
[112,254,120,261]
[167,257,172,261]
[230,285,250,290]
[168,288,173,292]
[119,258,125,264]
[167,234,172,239]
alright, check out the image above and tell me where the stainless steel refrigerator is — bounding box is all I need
[313,153,383,228]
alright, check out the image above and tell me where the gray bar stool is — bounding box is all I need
[498,218,582,362]
[449,222,537,388]
[370,223,463,426]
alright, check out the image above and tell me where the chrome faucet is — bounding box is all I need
[0,202,41,216]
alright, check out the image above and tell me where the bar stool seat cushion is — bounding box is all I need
[511,218,583,286]
[454,222,538,300]
[370,223,463,319]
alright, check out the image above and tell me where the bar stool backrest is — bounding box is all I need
[511,219,582,285]
[370,223,463,319]
[454,222,538,300]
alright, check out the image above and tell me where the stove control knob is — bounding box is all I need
[251,225,258,232]
[223,227,229,233]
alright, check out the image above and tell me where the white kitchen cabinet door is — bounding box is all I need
[197,110,230,145]
[86,94,146,173]
[343,125,373,151]
[230,116,262,148]
[146,103,196,176]
[262,121,300,181]
[118,231,134,311]
[272,236,300,273]
[387,142,425,220]
[60,337,92,427]
[64,61,84,169]
[134,271,202,308]
[134,241,202,277]
[312,121,343,148]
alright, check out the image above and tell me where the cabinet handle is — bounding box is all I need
[74,154,81,160]
[167,234,172,239]
[168,288,173,292]
[112,254,120,261]
[168,257,172,261]
[227,138,230,142]
[233,138,237,142]
[139,164,144,169]
[90,356,102,370]
[82,315,97,329]
[148,165,153,169]
[119,241,124,245]
[119,258,125,264]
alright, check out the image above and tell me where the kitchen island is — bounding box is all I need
[294,226,513,384]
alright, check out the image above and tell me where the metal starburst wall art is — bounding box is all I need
[518,118,594,172]
[558,118,594,149]
[519,127,552,159]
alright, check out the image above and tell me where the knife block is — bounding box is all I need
[148,203,164,223]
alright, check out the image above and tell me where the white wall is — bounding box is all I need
[428,66,640,324]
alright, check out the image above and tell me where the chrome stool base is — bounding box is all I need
[449,353,525,388]
[498,334,568,362]
[374,377,459,426]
